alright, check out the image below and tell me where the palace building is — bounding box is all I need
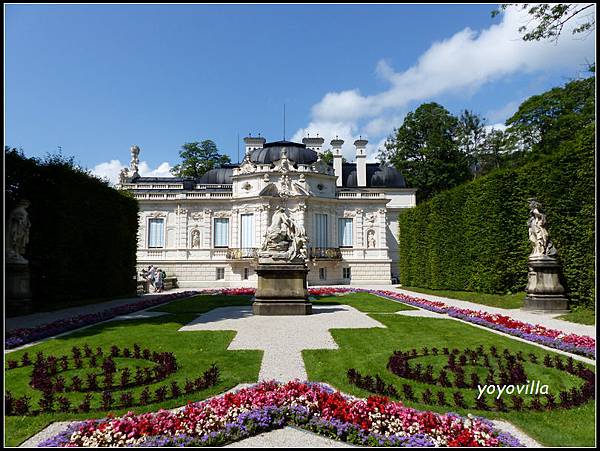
[119,136,416,287]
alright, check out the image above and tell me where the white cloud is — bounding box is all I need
[92,160,173,185]
[292,5,595,161]
[92,159,125,185]
[485,99,523,124]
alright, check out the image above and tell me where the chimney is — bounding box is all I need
[330,138,344,187]
[302,136,325,153]
[243,135,266,156]
[354,138,368,187]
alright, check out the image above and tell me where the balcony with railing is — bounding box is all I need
[226,247,259,260]
[309,247,342,261]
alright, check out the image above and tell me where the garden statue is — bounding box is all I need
[6,199,33,314]
[523,198,567,313]
[260,207,309,262]
[6,200,31,264]
[527,199,557,257]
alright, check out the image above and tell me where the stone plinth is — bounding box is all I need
[253,263,312,315]
[523,256,568,313]
[6,262,33,316]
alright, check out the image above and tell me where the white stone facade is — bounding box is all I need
[121,137,416,287]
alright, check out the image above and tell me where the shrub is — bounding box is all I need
[5,149,138,307]
[398,125,595,308]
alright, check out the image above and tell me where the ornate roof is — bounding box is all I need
[249,140,319,165]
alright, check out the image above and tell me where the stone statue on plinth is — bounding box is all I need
[253,206,311,315]
[6,200,31,264]
[130,145,140,178]
[523,199,568,313]
[6,200,33,315]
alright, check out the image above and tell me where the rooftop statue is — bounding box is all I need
[527,199,557,258]
[130,145,140,176]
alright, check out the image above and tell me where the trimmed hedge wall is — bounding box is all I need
[6,150,139,306]
[398,125,595,308]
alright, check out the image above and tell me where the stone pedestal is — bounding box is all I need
[253,263,312,315]
[6,262,33,316]
[523,256,568,313]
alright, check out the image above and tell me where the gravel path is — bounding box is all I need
[179,304,386,381]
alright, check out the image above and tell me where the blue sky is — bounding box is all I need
[5,4,596,183]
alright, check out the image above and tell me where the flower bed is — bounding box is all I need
[5,289,256,350]
[309,288,596,359]
[37,381,521,447]
[348,345,595,412]
[5,345,220,416]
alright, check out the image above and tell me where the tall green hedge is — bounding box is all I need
[6,150,139,306]
[398,124,595,308]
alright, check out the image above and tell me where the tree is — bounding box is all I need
[493,4,595,42]
[505,76,595,155]
[383,103,471,202]
[170,140,231,178]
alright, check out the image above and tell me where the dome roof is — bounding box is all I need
[249,140,318,165]
[370,165,407,188]
[344,164,407,188]
[197,167,234,184]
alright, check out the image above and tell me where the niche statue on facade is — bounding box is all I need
[191,230,200,249]
[367,230,376,249]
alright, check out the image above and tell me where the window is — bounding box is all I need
[240,214,255,248]
[243,267,249,280]
[338,218,353,247]
[148,218,164,248]
[343,267,351,279]
[216,268,225,280]
[214,218,229,247]
[315,214,328,248]
[319,267,327,281]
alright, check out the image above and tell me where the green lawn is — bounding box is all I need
[557,307,596,325]
[399,286,526,309]
[5,294,261,447]
[304,294,595,447]
[312,291,417,313]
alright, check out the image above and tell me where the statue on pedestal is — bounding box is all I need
[523,198,568,313]
[6,199,33,315]
[6,200,31,264]
[254,205,311,315]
